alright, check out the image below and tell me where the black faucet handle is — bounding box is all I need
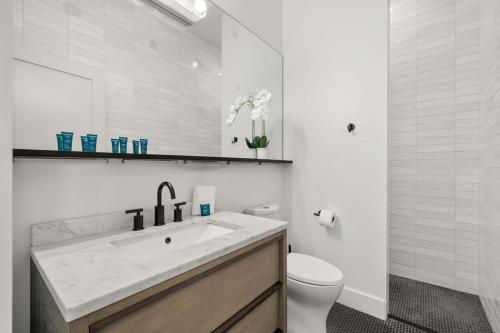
[126,208,144,231]
[174,202,187,223]
[126,208,144,215]
[174,202,187,209]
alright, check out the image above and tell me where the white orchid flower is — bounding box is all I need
[226,111,237,125]
[251,108,261,120]
[260,106,270,121]
[235,96,247,105]
[226,89,271,126]
[255,90,271,103]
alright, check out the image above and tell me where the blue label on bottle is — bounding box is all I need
[200,204,211,216]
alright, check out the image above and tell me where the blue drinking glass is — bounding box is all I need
[119,137,128,154]
[56,134,64,151]
[87,134,98,152]
[140,138,148,155]
[132,140,140,155]
[61,132,74,151]
[81,136,89,152]
[111,139,119,153]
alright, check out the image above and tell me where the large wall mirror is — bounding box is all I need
[12,0,283,160]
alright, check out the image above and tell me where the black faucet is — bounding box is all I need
[155,182,176,226]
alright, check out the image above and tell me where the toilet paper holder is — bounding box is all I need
[314,209,337,228]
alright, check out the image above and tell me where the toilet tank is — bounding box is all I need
[244,204,279,219]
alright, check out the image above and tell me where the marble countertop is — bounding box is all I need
[30,212,288,322]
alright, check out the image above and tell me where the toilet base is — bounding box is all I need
[287,297,331,333]
[285,253,344,333]
[286,277,343,333]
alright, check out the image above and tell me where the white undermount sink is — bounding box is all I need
[111,222,236,254]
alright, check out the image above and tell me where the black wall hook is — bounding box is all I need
[347,123,356,133]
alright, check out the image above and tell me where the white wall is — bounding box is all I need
[0,0,13,331]
[283,0,388,319]
[212,0,283,52]
[12,1,284,332]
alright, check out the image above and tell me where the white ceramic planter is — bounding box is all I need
[247,148,257,158]
[256,148,268,159]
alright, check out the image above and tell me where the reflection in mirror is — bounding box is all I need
[12,0,283,159]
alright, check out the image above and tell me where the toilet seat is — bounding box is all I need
[287,253,343,286]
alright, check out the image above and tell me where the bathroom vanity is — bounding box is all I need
[31,212,287,333]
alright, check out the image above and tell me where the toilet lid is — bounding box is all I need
[244,204,279,216]
[287,253,343,286]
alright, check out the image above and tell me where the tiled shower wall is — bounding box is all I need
[12,0,221,155]
[479,0,500,329]
[389,0,481,294]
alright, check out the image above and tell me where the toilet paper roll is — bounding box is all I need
[318,209,336,228]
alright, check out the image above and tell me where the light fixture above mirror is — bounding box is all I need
[148,0,207,25]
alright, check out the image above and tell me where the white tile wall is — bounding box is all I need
[13,0,222,156]
[479,0,500,330]
[389,0,481,294]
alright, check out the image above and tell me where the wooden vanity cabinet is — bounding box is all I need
[32,231,287,333]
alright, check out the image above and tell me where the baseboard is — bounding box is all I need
[338,285,387,320]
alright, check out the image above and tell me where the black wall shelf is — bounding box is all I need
[13,149,293,165]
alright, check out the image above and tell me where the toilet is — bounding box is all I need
[244,204,344,333]
[287,253,343,333]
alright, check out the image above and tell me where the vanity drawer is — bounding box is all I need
[92,241,280,333]
[227,291,279,333]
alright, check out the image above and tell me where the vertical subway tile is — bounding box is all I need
[390,0,481,296]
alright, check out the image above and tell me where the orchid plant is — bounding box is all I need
[226,89,272,149]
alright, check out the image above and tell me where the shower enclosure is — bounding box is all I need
[388,0,500,331]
